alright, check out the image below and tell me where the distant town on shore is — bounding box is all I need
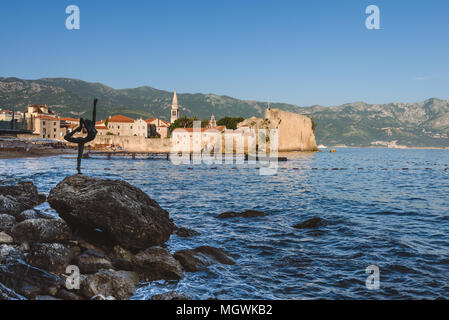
[0,90,318,154]
[1,77,448,148]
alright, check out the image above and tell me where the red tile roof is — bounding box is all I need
[108,115,135,123]
[173,126,226,133]
[146,118,170,127]
[35,115,58,120]
[60,117,79,122]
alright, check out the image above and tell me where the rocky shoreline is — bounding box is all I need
[0,175,235,300]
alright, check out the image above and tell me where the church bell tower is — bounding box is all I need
[170,90,179,124]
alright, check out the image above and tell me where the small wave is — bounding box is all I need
[406,197,427,201]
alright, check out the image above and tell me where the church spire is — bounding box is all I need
[170,90,180,124]
[172,90,178,107]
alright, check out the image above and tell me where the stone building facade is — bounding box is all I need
[34,116,66,140]
[146,118,170,138]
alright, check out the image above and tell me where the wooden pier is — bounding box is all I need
[87,151,287,162]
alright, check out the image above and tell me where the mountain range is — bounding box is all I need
[1,77,448,147]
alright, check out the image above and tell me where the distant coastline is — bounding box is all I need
[0,148,75,159]
[320,146,449,150]
[2,145,448,161]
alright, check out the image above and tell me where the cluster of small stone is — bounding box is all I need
[0,176,235,300]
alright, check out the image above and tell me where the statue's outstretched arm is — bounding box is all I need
[65,119,88,143]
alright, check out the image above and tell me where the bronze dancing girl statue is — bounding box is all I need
[64,98,98,174]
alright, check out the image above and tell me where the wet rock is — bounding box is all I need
[151,291,190,300]
[18,242,30,253]
[293,217,328,229]
[91,294,116,300]
[174,246,235,272]
[73,238,102,252]
[134,247,183,281]
[176,227,200,238]
[0,232,13,244]
[217,210,266,219]
[66,241,82,257]
[16,209,54,222]
[0,214,16,233]
[110,245,135,271]
[0,244,25,264]
[0,282,26,300]
[0,260,65,299]
[0,182,46,216]
[48,175,175,251]
[11,218,71,244]
[80,269,139,300]
[25,243,74,274]
[34,295,62,300]
[16,209,40,222]
[76,249,113,274]
[56,288,83,300]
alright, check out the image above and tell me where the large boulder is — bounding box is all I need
[11,218,71,243]
[48,175,175,251]
[80,269,139,300]
[0,182,46,216]
[133,247,183,281]
[25,243,74,274]
[174,246,235,272]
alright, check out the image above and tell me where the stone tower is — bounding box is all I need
[209,115,217,128]
[170,90,179,124]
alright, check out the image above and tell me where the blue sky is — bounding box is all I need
[0,0,448,106]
